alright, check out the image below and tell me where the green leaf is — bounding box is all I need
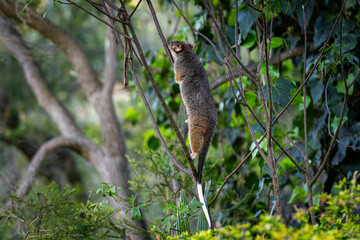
[189,198,203,211]
[130,207,142,220]
[241,30,256,48]
[260,63,280,79]
[124,107,141,125]
[288,186,300,204]
[337,73,354,95]
[308,77,324,104]
[147,135,160,150]
[237,6,257,39]
[263,0,288,19]
[225,25,236,46]
[296,0,314,30]
[244,91,258,108]
[261,78,293,108]
[270,37,284,49]
[290,88,303,105]
[314,15,335,48]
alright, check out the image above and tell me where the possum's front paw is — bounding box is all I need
[191,152,198,159]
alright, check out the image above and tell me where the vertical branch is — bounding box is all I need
[302,3,316,225]
[272,0,348,126]
[311,0,348,186]
[128,60,190,177]
[124,16,198,179]
[200,0,256,80]
[146,0,173,66]
[262,10,282,217]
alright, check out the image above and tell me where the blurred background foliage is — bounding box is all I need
[1,0,360,238]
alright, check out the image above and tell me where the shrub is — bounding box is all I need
[165,178,360,240]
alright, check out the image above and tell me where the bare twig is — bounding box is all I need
[210,45,314,90]
[208,140,260,207]
[125,15,197,180]
[262,8,282,217]
[146,0,173,66]
[65,0,132,40]
[200,0,256,81]
[301,3,316,225]
[128,0,142,20]
[272,0,347,126]
[170,0,226,65]
[128,60,190,176]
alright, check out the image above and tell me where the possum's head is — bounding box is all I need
[169,41,194,60]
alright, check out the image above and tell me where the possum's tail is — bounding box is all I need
[196,131,214,229]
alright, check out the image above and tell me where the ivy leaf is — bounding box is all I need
[337,73,354,95]
[296,0,314,30]
[241,30,256,48]
[244,91,258,108]
[237,6,257,39]
[270,37,284,49]
[260,63,280,79]
[227,1,244,26]
[205,43,224,65]
[225,25,236,46]
[263,0,288,19]
[314,15,335,48]
[288,185,307,204]
[327,85,344,117]
[308,77,324,104]
[261,78,293,108]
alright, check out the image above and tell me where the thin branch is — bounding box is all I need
[86,0,121,23]
[302,3,316,225]
[271,104,306,159]
[217,0,226,34]
[200,0,257,81]
[146,0,173,66]
[210,45,313,90]
[125,15,197,180]
[348,68,360,88]
[128,0,142,20]
[226,61,268,162]
[311,76,348,186]
[272,0,348,127]
[262,8,282,217]
[170,0,226,65]
[243,0,263,12]
[208,140,260,207]
[128,60,190,176]
[64,0,132,40]
[14,136,104,201]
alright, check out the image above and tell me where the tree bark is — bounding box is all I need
[0,3,148,239]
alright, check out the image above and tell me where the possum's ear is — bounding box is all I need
[189,43,194,49]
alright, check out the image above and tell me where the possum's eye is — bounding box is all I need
[175,44,183,52]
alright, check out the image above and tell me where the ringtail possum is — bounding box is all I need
[169,41,217,229]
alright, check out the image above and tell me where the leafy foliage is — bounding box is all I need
[167,178,360,239]
[1,0,360,238]
[0,183,125,239]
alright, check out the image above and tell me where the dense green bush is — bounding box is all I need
[0,183,125,239]
[1,178,359,239]
[164,177,360,239]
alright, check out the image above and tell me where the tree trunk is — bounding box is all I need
[0,2,148,239]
